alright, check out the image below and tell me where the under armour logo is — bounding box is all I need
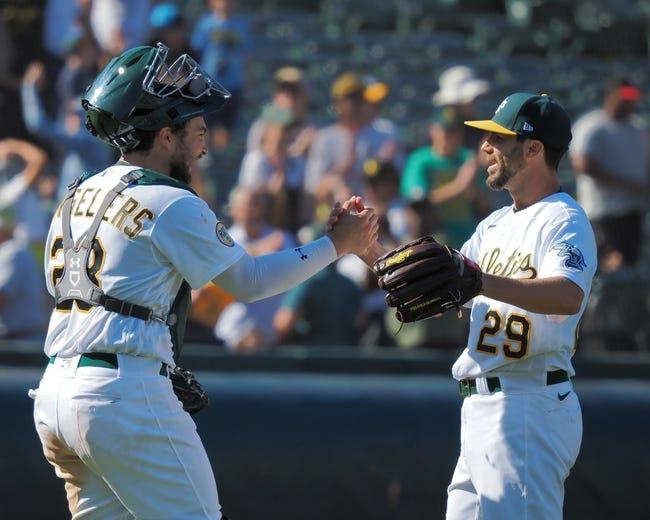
[495,99,508,114]
[522,121,534,132]
[69,257,82,269]
[295,247,308,261]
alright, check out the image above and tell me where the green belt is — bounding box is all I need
[49,353,169,377]
[459,370,569,398]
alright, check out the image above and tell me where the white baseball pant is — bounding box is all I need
[31,354,222,519]
[446,376,582,519]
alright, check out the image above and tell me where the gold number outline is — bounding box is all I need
[502,313,530,359]
[476,309,532,359]
[476,309,502,355]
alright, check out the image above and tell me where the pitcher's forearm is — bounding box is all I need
[481,274,584,315]
[359,242,388,269]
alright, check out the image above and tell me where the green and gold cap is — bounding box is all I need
[464,92,572,149]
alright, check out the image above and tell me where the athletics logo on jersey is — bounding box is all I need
[215,222,234,247]
[551,241,586,271]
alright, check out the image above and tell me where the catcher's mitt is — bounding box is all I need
[169,366,210,415]
[373,236,482,322]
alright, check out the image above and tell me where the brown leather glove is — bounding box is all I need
[374,236,483,322]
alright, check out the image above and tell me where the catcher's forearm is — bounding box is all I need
[481,274,583,315]
[212,236,337,302]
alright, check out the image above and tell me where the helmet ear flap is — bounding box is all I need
[85,115,98,136]
[85,107,141,151]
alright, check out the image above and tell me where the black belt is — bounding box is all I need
[459,370,569,397]
[100,296,176,325]
[49,353,169,377]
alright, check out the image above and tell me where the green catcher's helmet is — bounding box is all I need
[81,43,230,151]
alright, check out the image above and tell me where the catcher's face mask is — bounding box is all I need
[143,43,231,101]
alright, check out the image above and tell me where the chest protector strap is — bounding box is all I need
[54,170,176,326]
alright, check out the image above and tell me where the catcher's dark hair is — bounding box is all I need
[129,121,189,153]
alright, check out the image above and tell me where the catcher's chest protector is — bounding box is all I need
[55,171,144,308]
[54,169,193,362]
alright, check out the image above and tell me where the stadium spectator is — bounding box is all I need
[305,72,395,206]
[214,300,270,352]
[148,2,192,58]
[400,107,484,248]
[21,61,113,201]
[335,160,404,347]
[43,0,92,59]
[227,185,297,257]
[0,138,50,254]
[246,66,316,159]
[239,104,308,231]
[55,33,101,118]
[0,0,49,140]
[186,281,236,345]
[432,65,490,151]
[570,78,650,272]
[363,76,403,167]
[361,159,409,243]
[90,0,153,56]
[191,0,252,149]
[0,208,48,340]
[213,185,297,351]
[274,263,363,347]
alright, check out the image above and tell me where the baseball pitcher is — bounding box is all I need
[369,93,596,519]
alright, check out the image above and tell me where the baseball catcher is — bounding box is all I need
[373,236,483,322]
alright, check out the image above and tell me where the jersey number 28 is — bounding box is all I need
[476,309,531,359]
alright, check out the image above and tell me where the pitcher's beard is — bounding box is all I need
[486,166,516,190]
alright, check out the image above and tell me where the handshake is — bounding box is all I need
[325,195,381,261]
[327,197,482,323]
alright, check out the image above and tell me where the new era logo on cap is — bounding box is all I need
[463,92,572,149]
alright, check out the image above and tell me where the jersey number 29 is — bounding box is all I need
[476,309,531,359]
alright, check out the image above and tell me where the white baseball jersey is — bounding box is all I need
[452,192,596,380]
[43,164,245,366]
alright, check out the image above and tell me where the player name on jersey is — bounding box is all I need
[56,187,154,239]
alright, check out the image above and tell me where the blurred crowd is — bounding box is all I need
[0,0,648,352]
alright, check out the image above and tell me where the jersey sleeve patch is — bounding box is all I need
[216,222,234,247]
[550,241,586,271]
